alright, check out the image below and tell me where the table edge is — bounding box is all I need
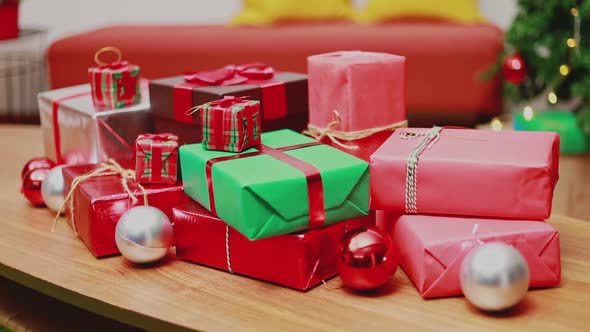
[0,262,194,332]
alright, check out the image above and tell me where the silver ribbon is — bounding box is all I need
[402,126,442,214]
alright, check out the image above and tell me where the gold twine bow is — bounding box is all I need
[52,159,149,234]
[303,111,408,150]
[184,96,250,117]
[94,46,122,66]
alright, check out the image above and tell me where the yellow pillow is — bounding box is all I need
[232,0,352,26]
[357,0,484,24]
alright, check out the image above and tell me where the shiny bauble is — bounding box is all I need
[41,165,66,213]
[502,52,527,85]
[115,206,174,264]
[21,168,51,206]
[461,242,530,311]
[338,226,398,291]
[21,157,55,180]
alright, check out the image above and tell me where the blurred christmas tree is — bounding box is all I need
[499,0,590,138]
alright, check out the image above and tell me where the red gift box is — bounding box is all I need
[62,163,191,258]
[390,214,561,299]
[88,47,141,110]
[0,3,18,41]
[197,96,261,152]
[134,133,179,185]
[173,201,375,291]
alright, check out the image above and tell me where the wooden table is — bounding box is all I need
[1,124,590,331]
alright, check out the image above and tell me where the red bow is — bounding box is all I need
[184,63,275,86]
[99,61,130,70]
[137,133,178,142]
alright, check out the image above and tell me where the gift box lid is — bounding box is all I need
[180,129,370,239]
[38,80,150,119]
[308,51,406,66]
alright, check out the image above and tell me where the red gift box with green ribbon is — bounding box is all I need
[188,96,261,153]
[134,133,179,185]
[149,63,308,145]
[88,47,141,110]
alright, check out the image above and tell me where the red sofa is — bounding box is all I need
[48,22,503,125]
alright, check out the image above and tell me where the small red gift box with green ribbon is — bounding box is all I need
[88,47,141,110]
[134,133,179,185]
[187,96,261,153]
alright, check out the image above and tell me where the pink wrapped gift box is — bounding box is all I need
[370,128,560,220]
[306,51,406,161]
[308,51,406,131]
[391,214,561,299]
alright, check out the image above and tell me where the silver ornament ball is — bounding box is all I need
[41,165,65,213]
[115,206,174,264]
[461,242,530,311]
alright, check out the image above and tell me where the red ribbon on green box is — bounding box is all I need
[205,141,326,229]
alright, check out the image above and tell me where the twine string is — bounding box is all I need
[94,47,122,66]
[225,224,233,273]
[51,159,148,234]
[185,103,206,117]
[472,224,484,245]
[402,127,489,214]
[303,110,408,150]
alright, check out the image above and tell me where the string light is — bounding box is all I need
[491,118,503,131]
[566,38,577,48]
[548,92,558,104]
[523,106,534,121]
[560,64,570,76]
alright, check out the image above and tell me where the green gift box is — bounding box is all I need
[180,129,370,240]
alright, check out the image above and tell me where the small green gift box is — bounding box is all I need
[180,129,369,240]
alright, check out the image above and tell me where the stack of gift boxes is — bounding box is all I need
[36,47,561,296]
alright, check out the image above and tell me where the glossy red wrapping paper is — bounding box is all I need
[62,164,191,258]
[390,214,561,299]
[173,201,375,291]
[370,128,560,220]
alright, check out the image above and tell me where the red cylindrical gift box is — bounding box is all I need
[0,3,19,40]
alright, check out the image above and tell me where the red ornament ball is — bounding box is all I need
[337,226,398,291]
[21,167,51,206]
[21,157,55,180]
[502,53,528,85]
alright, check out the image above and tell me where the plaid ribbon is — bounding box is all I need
[89,65,141,110]
[134,133,179,185]
[197,96,261,153]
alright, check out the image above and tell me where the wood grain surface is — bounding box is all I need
[1,124,590,331]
